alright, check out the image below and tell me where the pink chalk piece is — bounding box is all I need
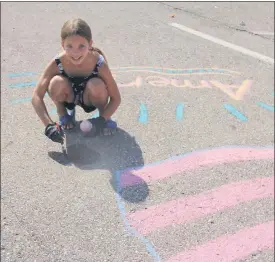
[165,221,274,262]
[119,147,274,188]
[126,177,274,235]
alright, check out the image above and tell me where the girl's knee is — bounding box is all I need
[86,78,108,99]
[48,76,71,101]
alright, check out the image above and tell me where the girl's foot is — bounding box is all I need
[105,119,117,129]
[103,119,117,135]
[89,118,117,136]
[59,109,76,130]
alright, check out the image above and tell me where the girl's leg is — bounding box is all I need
[47,75,75,129]
[83,77,109,116]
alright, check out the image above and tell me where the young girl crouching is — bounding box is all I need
[32,18,121,143]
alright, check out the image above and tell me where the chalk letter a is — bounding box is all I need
[210,79,253,100]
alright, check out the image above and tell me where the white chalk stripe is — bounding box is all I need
[170,23,274,65]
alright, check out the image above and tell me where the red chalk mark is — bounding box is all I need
[120,147,274,188]
[165,221,274,262]
[127,177,274,235]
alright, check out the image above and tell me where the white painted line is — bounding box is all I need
[252,31,274,36]
[170,23,274,65]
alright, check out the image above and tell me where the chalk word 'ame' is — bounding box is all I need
[114,75,252,101]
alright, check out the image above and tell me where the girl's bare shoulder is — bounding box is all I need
[41,54,63,77]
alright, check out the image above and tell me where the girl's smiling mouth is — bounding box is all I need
[72,56,82,61]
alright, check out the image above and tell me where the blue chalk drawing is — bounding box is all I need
[8,72,38,78]
[11,97,32,104]
[224,104,248,121]
[176,103,184,120]
[9,81,37,88]
[139,104,148,124]
[114,171,161,262]
[257,102,274,112]
[90,110,100,119]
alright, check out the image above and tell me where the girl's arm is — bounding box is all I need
[32,60,57,127]
[98,62,121,120]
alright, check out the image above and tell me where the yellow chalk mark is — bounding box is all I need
[111,67,241,76]
[210,80,253,100]
[170,79,194,88]
[117,76,143,88]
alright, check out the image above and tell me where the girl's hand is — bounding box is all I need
[45,123,64,143]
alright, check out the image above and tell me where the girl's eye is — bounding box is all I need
[80,45,85,49]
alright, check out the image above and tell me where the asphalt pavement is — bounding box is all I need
[1,2,274,262]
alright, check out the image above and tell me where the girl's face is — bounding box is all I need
[62,35,92,65]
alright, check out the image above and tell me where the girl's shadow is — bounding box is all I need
[48,126,148,203]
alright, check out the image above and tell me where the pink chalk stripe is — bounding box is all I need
[127,177,274,235]
[165,221,274,262]
[120,147,274,188]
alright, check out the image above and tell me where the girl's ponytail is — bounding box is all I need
[91,46,108,64]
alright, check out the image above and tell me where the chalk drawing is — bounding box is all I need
[223,104,248,121]
[111,67,240,76]
[139,104,148,124]
[7,67,263,126]
[115,146,274,262]
[9,81,36,88]
[257,102,274,112]
[8,72,38,78]
[8,67,252,101]
[115,176,161,262]
[166,221,274,262]
[113,77,252,100]
[119,146,273,187]
[11,97,32,104]
[175,103,184,120]
[210,79,253,101]
[9,78,252,99]
[91,110,100,118]
[7,67,273,261]
[126,176,274,235]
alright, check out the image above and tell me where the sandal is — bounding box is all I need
[59,109,76,130]
[98,118,118,135]
[105,119,117,129]
[104,119,117,135]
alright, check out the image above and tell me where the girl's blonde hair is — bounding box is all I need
[61,18,108,63]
